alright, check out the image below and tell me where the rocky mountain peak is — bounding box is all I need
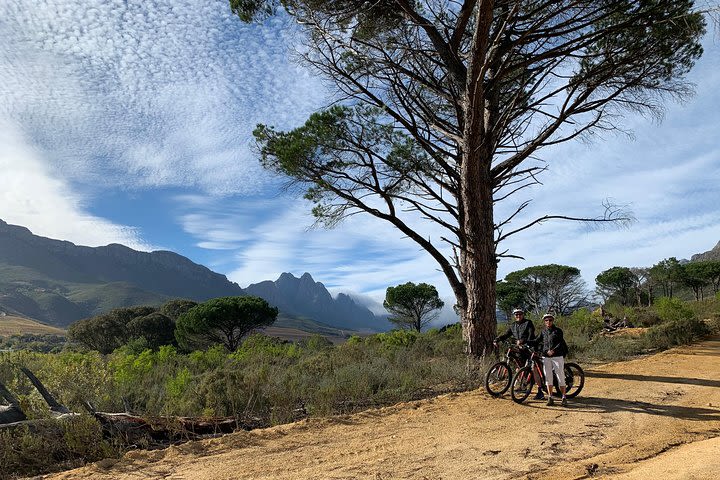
[245,273,389,332]
[691,241,720,262]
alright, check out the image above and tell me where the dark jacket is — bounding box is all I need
[537,326,568,357]
[496,318,536,344]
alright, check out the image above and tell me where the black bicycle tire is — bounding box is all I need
[564,362,585,398]
[485,361,512,397]
[510,366,534,404]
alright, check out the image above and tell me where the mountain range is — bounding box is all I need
[0,219,390,333]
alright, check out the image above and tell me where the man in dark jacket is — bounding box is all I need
[494,308,544,400]
[537,313,569,406]
[495,308,535,346]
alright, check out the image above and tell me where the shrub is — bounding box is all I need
[643,316,710,350]
[654,297,695,323]
[0,416,121,479]
[627,307,662,327]
[372,329,419,348]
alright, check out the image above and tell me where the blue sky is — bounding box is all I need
[2,1,719,316]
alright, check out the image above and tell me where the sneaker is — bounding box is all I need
[546,397,554,406]
[561,397,568,407]
[533,391,545,400]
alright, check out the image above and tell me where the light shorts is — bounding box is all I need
[542,356,566,387]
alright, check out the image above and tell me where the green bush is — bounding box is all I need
[654,297,695,323]
[371,329,419,348]
[643,316,710,350]
[627,307,662,327]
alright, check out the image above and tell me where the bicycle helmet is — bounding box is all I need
[512,308,524,315]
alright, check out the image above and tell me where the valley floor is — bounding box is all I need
[44,338,720,480]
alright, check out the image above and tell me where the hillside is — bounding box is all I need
[47,337,720,480]
[0,220,386,333]
[0,219,243,326]
[0,314,65,336]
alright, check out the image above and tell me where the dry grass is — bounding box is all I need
[0,315,65,336]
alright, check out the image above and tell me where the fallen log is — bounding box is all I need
[3,367,265,446]
[0,380,27,424]
[82,402,265,446]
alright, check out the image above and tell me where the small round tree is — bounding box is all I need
[175,296,278,351]
[384,282,444,332]
[127,312,176,349]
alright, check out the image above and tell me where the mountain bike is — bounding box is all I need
[510,345,585,403]
[484,341,529,397]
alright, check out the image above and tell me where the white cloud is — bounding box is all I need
[0,0,325,195]
[0,120,151,249]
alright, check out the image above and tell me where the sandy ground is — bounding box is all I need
[45,337,720,480]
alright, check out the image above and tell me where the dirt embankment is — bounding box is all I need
[45,338,720,480]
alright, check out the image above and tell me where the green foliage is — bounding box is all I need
[596,266,637,305]
[175,296,278,351]
[650,257,685,298]
[654,297,695,322]
[372,329,419,349]
[0,334,66,353]
[643,316,710,350]
[67,314,127,354]
[383,282,444,332]
[495,280,527,319]
[127,312,176,349]
[232,333,301,361]
[565,308,603,339]
[160,299,199,321]
[503,264,586,315]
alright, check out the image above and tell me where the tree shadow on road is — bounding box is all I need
[585,371,720,388]
[567,396,720,421]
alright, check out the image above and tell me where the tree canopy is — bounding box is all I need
[384,282,445,332]
[502,264,586,315]
[175,296,279,351]
[596,267,637,305]
[232,0,706,356]
[67,301,192,353]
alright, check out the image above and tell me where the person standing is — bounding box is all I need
[538,313,569,406]
[495,308,545,400]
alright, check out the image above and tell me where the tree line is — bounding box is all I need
[68,297,278,354]
[496,258,720,319]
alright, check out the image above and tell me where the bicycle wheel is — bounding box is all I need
[510,366,535,404]
[485,362,512,397]
[564,362,585,398]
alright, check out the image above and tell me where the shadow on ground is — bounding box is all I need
[562,396,720,421]
[586,372,720,388]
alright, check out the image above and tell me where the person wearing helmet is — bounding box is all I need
[495,308,536,346]
[494,308,545,400]
[537,313,569,406]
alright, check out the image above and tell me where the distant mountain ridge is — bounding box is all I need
[245,273,390,332]
[0,219,388,333]
[691,241,720,262]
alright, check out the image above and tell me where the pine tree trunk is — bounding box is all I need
[456,2,498,359]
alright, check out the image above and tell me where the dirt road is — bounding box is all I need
[47,338,720,480]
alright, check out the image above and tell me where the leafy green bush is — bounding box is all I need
[627,307,662,327]
[565,308,603,339]
[643,316,710,350]
[371,329,419,348]
[654,297,695,323]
